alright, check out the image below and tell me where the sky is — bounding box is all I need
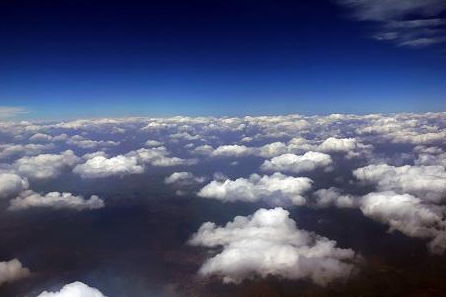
[0,0,446,120]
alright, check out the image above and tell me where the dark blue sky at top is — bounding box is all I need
[0,0,446,120]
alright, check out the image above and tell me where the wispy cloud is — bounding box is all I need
[337,0,446,47]
[0,106,28,120]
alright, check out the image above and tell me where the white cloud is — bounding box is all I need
[13,150,80,179]
[29,133,53,142]
[38,281,104,297]
[211,145,255,157]
[164,172,206,184]
[8,190,105,211]
[261,152,333,173]
[257,142,289,158]
[0,106,27,120]
[337,0,445,47]
[359,191,444,244]
[144,140,164,147]
[127,147,196,166]
[188,207,356,285]
[198,172,313,206]
[313,187,357,208]
[0,173,29,199]
[73,154,144,178]
[66,135,119,149]
[353,164,445,202]
[0,143,54,160]
[0,259,31,286]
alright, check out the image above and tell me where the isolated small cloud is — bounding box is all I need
[38,281,104,297]
[261,151,332,173]
[8,190,105,211]
[0,259,31,286]
[73,154,144,178]
[211,145,255,157]
[313,187,357,208]
[164,172,206,185]
[198,172,313,206]
[144,140,164,147]
[188,207,356,285]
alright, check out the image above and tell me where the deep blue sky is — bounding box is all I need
[0,0,446,120]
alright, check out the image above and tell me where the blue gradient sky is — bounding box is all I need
[0,0,446,120]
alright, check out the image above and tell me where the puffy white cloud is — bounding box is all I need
[358,191,444,242]
[73,154,144,178]
[82,151,108,160]
[311,188,446,254]
[188,207,356,285]
[257,142,289,158]
[8,190,105,211]
[164,172,206,184]
[261,152,333,173]
[0,143,54,160]
[0,173,29,199]
[128,147,195,166]
[318,137,357,153]
[13,150,80,179]
[29,133,53,142]
[198,172,313,206]
[66,135,119,149]
[313,187,357,208]
[211,145,255,157]
[353,164,445,202]
[413,146,446,166]
[38,281,104,297]
[316,137,373,158]
[0,259,31,286]
[144,139,164,147]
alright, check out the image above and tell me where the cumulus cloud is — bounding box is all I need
[188,207,356,285]
[359,191,443,238]
[210,145,255,157]
[66,135,119,149]
[198,172,313,206]
[144,140,164,147]
[311,187,445,254]
[164,172,206,185]
[127,147,195,166]
[8,190,105,211]
[0,259,31,286]
[13,150,80,179]
[353,164,445,202]
[0,143,54,160]
[313,187,357,208]
[261,152,333,173]
[0,173,29,199]
[38,281,104,297]
[73,154,144,178]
